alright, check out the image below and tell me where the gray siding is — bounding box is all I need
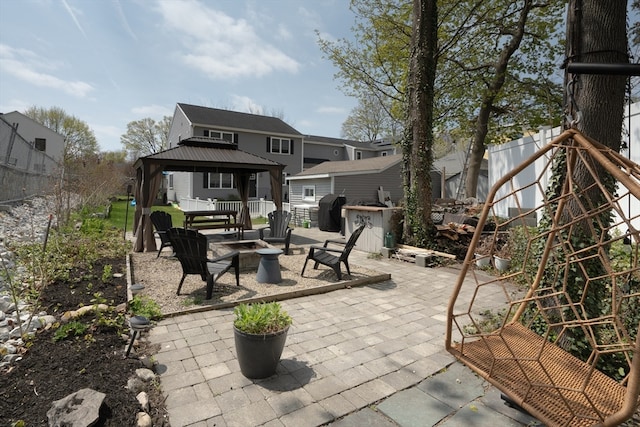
[334,162,403,205]
[289,178,332,205]
[303,142,346,163]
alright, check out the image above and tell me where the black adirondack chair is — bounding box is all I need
[300,223,366,280]
[259,210,293,255]
[150,211,173,258]
[167,228,240,300]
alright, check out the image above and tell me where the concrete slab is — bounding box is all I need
[417,363,484,410]
[330,407,397,427]
[377,388,453,427]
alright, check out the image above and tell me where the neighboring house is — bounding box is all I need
[167,103,303,203]
[302,135,398,169]
[287,154,404,207]
[0,111,65,164]
[432,150,489,201]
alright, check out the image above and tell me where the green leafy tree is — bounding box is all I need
[23,105,99,164]
[341,93,402,141]
[120,116,171,157]
[319,0,565,199]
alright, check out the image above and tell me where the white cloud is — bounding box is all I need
[155,0,299,80]
[61,0,88,40]
[131,104,173,117]
[92,123,123,151]
[0,98,32,114]
[231,95,263,114]
[0,44,94,98]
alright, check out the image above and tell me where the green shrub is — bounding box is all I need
[233,302,292,334]
[129,295,163,320]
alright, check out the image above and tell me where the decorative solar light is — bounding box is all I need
[130,283,145,296]
[125,315,151,358]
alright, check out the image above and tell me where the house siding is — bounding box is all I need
[333,162,403,205]
[289,178,332,206]
[170,171,192,202]
[167,107,190,148]
[1,112,64,163]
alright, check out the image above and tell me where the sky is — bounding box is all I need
[0,0,358,152]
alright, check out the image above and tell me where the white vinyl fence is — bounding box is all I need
[178,198,290,218]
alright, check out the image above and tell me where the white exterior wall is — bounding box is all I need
[2,111,64,163]
[488,102,640,232]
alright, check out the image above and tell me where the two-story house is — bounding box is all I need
[167,103,303,203]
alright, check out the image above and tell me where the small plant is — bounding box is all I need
[234,302,292,334]
[473,235,493,255]
[129,295,163,320]
[101,264,113,283]
[53,321,89,342]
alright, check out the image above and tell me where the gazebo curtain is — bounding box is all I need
[269,169,283,209]
[234,171,253,230]
[134,162,163,252]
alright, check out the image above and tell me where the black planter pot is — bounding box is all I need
[234,326,289,379]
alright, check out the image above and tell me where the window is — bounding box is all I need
[381,151,387,156]
[168,173,174,189]
[204,130,235,143]
[302,185,315,201]
[34,138,46,152]
[355,150,363,160]
[206,173,235,189]
[268,137,291,154]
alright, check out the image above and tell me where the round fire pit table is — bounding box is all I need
[256,248,284,284]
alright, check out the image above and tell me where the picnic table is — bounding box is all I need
[183,209,244,238]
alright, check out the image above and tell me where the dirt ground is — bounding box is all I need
[1,257,169,427]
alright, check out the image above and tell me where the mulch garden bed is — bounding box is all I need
[2,257,169,426]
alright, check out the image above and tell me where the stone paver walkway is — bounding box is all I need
[146,228,541,427]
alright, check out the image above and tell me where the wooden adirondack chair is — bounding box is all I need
[301,223,366,280]
[259,210,293,255]
[167,228,240,300]
[150,211,173,258]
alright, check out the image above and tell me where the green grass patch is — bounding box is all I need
[106,198,185,232]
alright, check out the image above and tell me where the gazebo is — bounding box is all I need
[132,138,285,253]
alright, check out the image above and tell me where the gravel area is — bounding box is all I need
[130,247,384,315]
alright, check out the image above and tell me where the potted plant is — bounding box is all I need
[233,302,292,379]
[493,239,511,272]
[473,235,493,268]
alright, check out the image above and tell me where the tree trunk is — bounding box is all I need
[568,1,628,147]
[402,0,438,246]
[465,0,535,198]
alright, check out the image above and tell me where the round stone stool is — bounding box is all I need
[256,248,284,284]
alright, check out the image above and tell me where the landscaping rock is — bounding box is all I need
[46,388,106,427]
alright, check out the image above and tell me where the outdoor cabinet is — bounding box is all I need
[342,206,401,253]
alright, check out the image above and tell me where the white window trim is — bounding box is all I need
[207,172,235,189]
[270,137,291,154]
[204,129,234,142]
[355,150,363,160]
[302,185,315,202]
